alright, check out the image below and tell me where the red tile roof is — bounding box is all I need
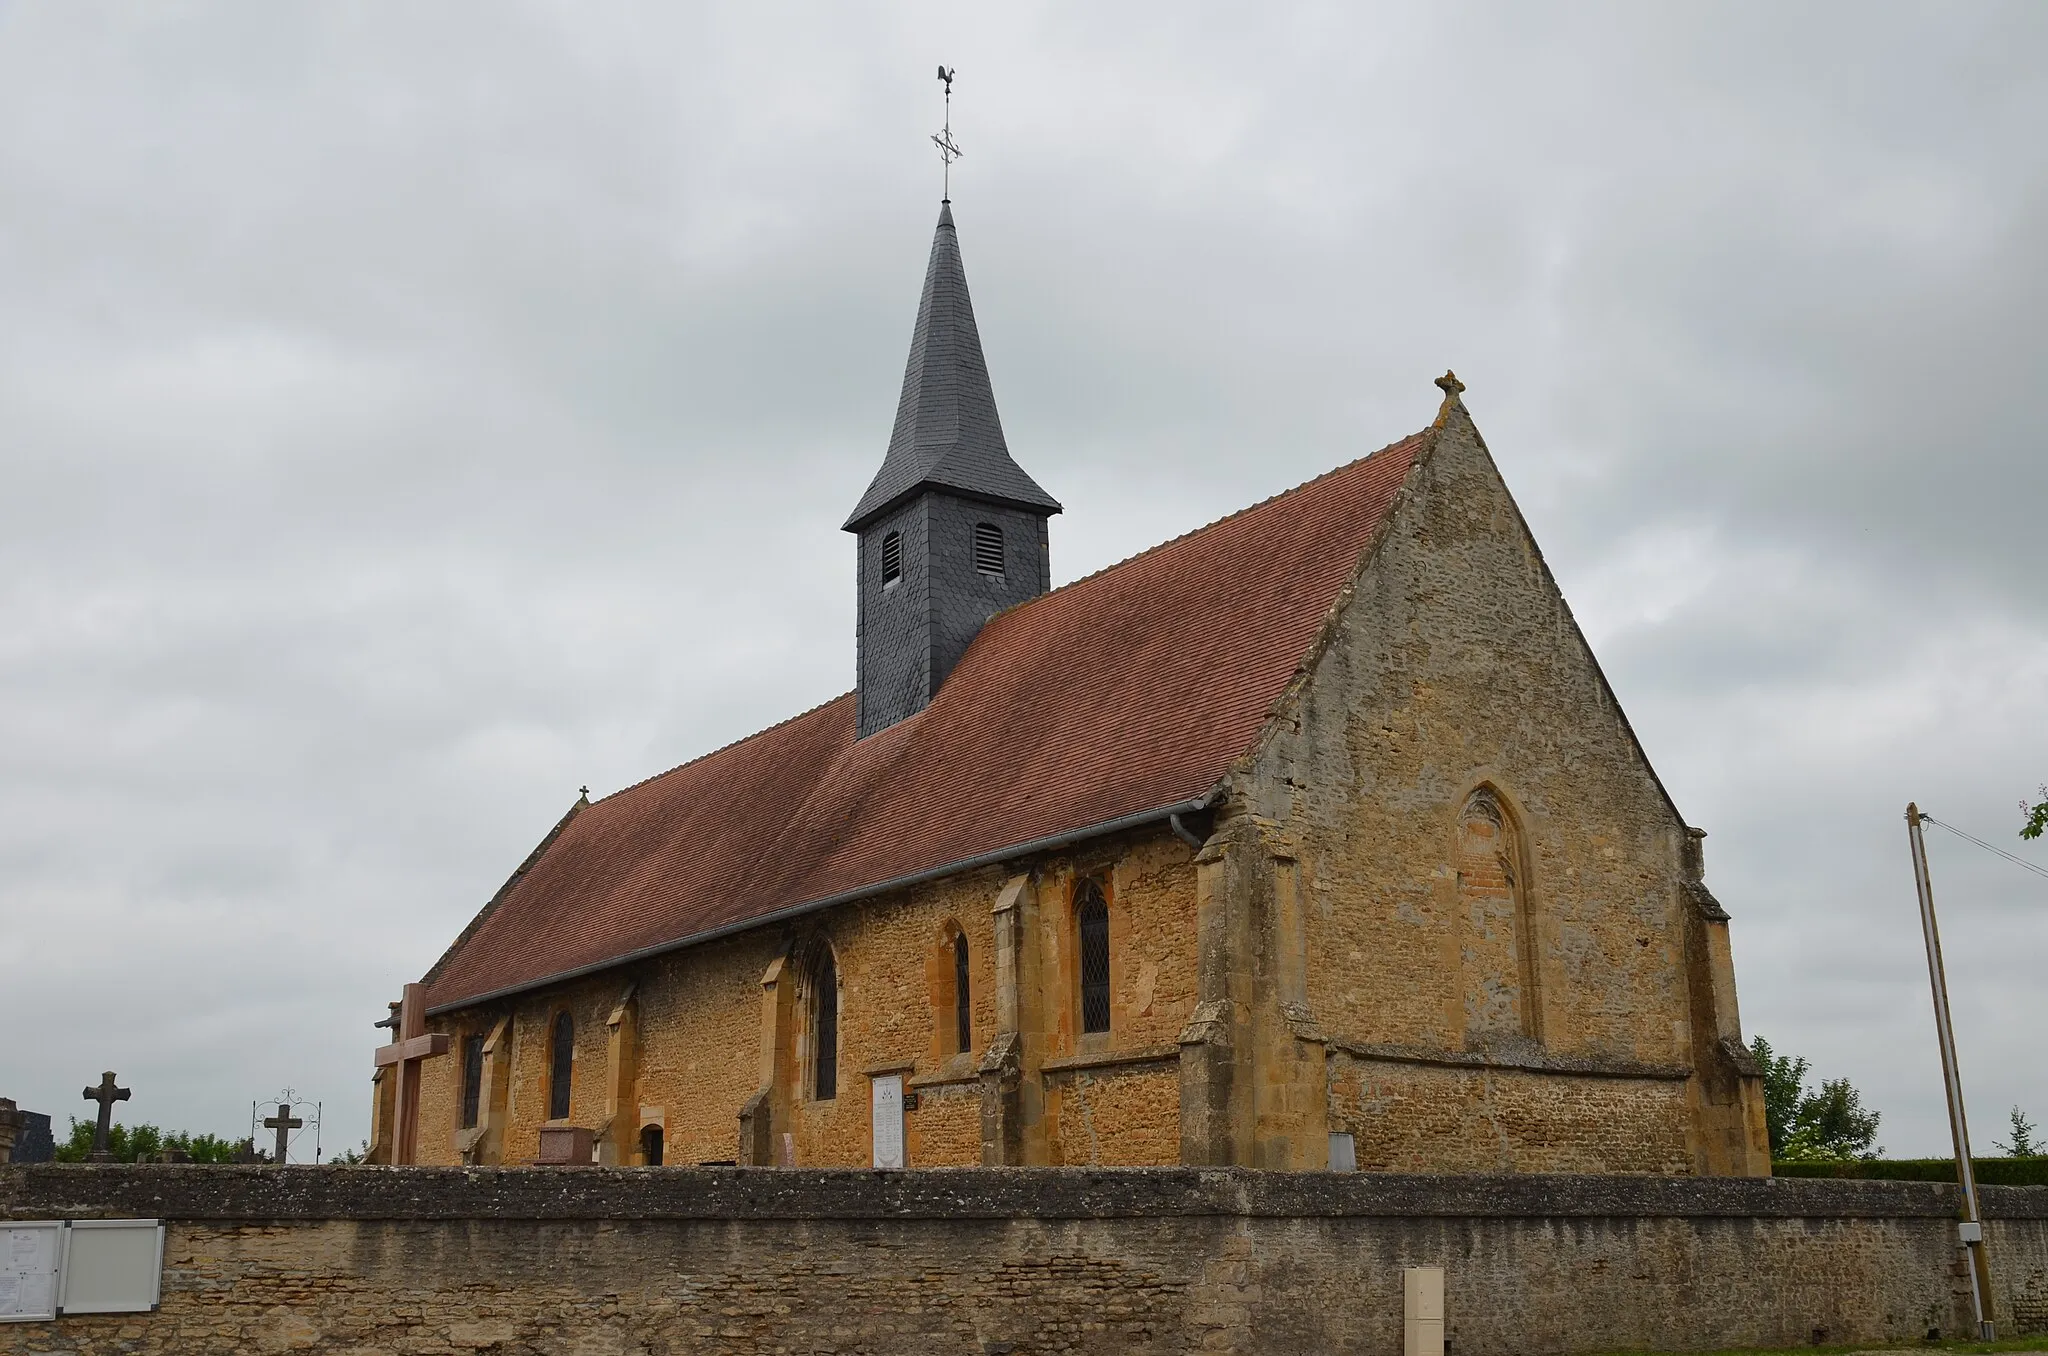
[420,431,1428,1011]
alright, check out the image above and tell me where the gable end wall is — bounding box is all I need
[1241,404,1765,1174]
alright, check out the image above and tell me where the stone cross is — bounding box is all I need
[262,1102,304,1164]
[82,1071,130,1162]
[372,982,449,1165]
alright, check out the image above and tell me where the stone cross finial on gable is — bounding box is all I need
[82,1071,130,1161]
[1433,370,1467,428]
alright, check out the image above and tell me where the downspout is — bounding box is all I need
[1170,787,1220,851]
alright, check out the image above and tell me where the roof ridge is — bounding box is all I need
[1031,427,1430,603]
[595,690,854,805]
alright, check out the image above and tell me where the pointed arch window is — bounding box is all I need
[973,522,1004,576]
[1076,878,1111,1035]
[953,930,972,1055]
[881,531,903,585]
[812,949,839,1101]
[548,1011,574,1121]
[460,1033,485,1130]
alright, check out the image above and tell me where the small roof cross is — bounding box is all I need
[82,1071,130,1162]
[262,1102,305,1164]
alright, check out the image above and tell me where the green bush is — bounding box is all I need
[1773,1156,2048,1186]
[52,1118,248,1164]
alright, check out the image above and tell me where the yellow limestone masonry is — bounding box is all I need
[395,405,1766,1176]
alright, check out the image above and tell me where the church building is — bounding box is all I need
[369,199,1771,1176]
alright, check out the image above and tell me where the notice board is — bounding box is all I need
[0,1219,162,1321]
[0,1222,62,1323]
[60,1220,164,1315]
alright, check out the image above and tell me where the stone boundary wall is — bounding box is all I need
[4,1165,2046,1354]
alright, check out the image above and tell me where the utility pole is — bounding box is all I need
[1905,802,1995,1340]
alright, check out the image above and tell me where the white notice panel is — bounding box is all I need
[871,1075,905,1170]
[59,1220,164,1316]
[0,1222,62,1323]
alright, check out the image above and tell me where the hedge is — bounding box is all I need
[1772,1157,2048,1186]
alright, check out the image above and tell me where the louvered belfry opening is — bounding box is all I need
[1077,879,1111,1034]
[548,1012,573,1120]
[813,950,839,1100]
[973,522,1004,576]
[460,1033,485,1129]
[953,930,972,1054]
[881,530,903,585]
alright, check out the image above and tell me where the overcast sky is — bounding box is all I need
[2,3,2042,1162]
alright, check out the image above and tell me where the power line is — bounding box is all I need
[1919,813,2048,883]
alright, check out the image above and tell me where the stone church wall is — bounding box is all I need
[6,1165,2045,1355]
[1237,407,1766,1174]
[410,826,1201,1169]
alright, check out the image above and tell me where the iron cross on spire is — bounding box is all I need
[932,65,961,202]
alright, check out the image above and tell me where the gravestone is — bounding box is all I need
[535,1126,594,1165]
[262,1103,304,1164]
[81,1073,130,1162]
[12,1113,53,1165]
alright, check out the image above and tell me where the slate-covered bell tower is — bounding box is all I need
[845,203,1061,737]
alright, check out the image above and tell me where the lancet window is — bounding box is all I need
[812,948,839,1101]
[460,1033,485,1130]
[548,1011,574,1121]
[1076,878,1111,1035]
[953,930,972,1054]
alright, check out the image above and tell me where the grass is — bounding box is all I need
[1581,1337,2048,1356]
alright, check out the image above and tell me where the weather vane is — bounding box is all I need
[932,65,961,202]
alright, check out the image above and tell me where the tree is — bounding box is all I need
[1749,1036,1809,1157]
[2024,786,2047,842]
[1748,1036,1883,1160]
[1996,1106,2040,1157]
[328,1140,368,1165]
[52,1119,247,1164]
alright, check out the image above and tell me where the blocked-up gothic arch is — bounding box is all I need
[1456,785,1541,1046]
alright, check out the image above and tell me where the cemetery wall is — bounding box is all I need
[5,1164,2048,1355]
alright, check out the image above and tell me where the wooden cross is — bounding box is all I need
[262,1102,304,1164]
[82,1070,130,1161]
[373,982,450,1165]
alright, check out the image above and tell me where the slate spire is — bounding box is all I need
[843,203,1061,532]
[847,204,1061,738]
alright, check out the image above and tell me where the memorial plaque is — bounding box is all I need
[0,1222,61,1324]
[870,1074,905,1170]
